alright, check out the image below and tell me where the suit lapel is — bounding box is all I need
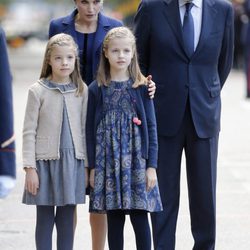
[192,0,217,58]
[162,0,185,51]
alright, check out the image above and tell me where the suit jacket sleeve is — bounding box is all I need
[134,0,150,75]
[218,3,234,87]
[0,28,15,178]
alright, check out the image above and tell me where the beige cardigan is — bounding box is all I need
[22,79,88,168]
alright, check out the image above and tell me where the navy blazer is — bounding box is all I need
[134,0,234,138]
[0,27,15,177]
[86,80,158,169]
[49,9,123,83]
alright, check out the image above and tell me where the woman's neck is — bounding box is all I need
[75,14,98,33]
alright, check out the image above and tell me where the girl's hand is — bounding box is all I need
[89,169,95,188]
[147,75,156,99]
[146,167,157,191]
[85,167,89,188]
[25,168,39,195]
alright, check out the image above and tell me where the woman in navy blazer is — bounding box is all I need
[49,1,122,86]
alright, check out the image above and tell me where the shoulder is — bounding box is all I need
[139,0,165,9]
[0,28,8,59]
[214,0,233,11]
[98,12,123,28]
[213,0,233,24]
[28,80,48,97]
[0,28,7,46]
[29,81,42,91]
[135,0,166,18]
[49,10,76,29]
[0,27,4,39]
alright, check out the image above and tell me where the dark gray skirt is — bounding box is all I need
[22,149,86,206]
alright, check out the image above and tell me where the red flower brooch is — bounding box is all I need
[133,117,142,126]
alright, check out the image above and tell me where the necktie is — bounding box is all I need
[182,2,194,57]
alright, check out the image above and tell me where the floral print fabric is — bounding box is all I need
[90,80,162,213]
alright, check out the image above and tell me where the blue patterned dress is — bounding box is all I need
[90,79,162,213]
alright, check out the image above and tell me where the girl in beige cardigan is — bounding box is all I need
[22,33,88,250]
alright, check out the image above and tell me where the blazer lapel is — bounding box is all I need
[192,0,217,57]
[92,13,110,73]
[61,9,78,42]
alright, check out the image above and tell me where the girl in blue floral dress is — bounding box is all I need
[86,27,162,250]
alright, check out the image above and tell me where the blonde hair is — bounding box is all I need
[40,33,86,96]
[96,26,146,87]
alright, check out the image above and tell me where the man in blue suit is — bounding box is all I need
[134,0,234,249]
[0,27,15,199]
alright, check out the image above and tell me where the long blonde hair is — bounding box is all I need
[96,27,146,87]
[40,33,86,95]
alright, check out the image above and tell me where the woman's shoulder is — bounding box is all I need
[98,12,123,27]
[0,26,5,39]
[49,10,76,27]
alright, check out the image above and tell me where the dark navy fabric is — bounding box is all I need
[0,27,15,178]
[35,205,75,250]
[107,210,151,250]
[75,31,95,85]
[134,0,234,249]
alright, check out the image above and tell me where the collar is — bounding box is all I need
[179,0,202,8]
[38,79,76,93]
[62,9,111,28]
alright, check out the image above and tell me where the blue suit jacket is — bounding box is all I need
[86,80,158,169]
[0,27,15,177]
[49,9,123,83]
[134,0,234,138]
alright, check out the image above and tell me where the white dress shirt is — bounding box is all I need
[179,0,203,50]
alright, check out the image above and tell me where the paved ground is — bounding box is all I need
[0,42,250,249]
